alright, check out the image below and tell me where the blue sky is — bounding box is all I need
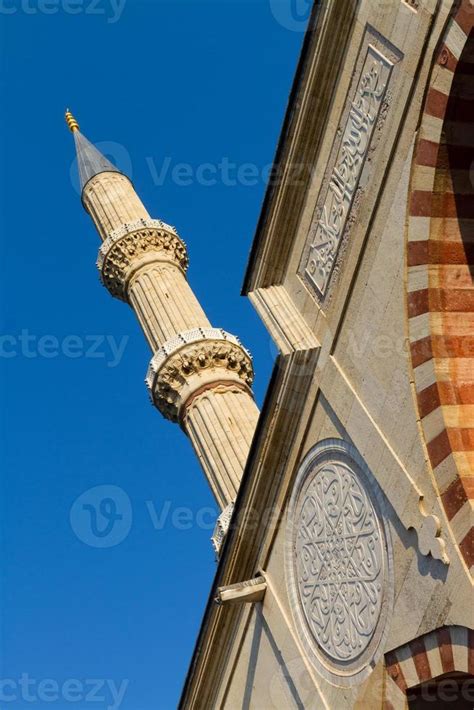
[0,1,306,707]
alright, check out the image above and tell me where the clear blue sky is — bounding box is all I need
[0,1,305,707]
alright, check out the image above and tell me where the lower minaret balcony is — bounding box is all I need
[146,328,259,509]
[145,328,254,422]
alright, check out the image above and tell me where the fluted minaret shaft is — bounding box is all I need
[185,387,259,509]
[83,172,149,240]
[67,113,259,538]
[128,264,211,350]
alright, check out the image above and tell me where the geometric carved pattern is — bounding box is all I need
[146,328,254,421]
[286,439,392,686]
[295,462,384,661]
[97,219,189,301]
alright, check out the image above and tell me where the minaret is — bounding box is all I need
[66,110,260,551]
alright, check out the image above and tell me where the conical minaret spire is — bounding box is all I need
[66,111,260,552]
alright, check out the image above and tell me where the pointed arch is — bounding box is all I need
[384,626,474,708]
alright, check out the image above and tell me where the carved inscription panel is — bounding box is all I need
[300,28,403,302]
[304,46,392,296]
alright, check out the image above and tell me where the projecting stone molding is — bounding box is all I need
[249,285,319,355]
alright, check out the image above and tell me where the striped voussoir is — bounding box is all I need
[383,625,474,708]
[406,0,474,574]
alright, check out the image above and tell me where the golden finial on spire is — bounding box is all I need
[65,108,79,133]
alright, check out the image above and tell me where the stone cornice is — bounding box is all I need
[242,0,358,294]
[146,328,254,422]
[97,219,188,301]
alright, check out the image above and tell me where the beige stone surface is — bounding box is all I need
[185,387,259,509]
[128,263,210,350]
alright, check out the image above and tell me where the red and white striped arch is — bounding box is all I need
[384,626,474,708]
[406,0,474,573]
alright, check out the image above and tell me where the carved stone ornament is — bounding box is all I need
[97,218,188,301]
[285,439,393,686]
[146,328,254,421]
[211,502,235,556]
[300,28,403,303]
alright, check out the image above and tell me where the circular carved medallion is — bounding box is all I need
[286,440,392,686]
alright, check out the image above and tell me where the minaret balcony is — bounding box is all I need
[97,218,189,301]
[146,328,254,422]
